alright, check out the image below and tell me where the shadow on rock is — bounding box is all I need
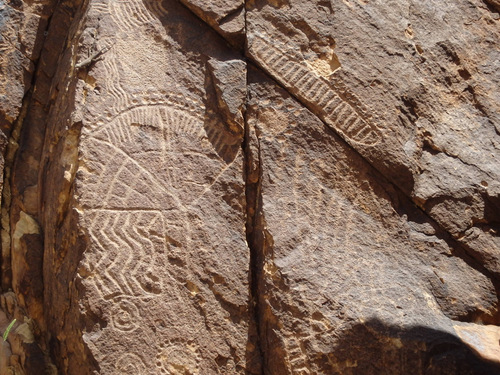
[318,318,500,375]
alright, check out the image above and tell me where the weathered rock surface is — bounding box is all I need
[38,1,254,374]
[0,0,498,374]
[246,67,499,374]
[0,0,55,293]
[246,0,500,280]
[180,0,245,48]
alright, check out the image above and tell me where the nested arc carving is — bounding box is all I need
[155,339,202,375]
[82,102,229,299]
[80,0,242,370]
[250,32,382,146]
[84,209,167,299]
[114,353,148,375]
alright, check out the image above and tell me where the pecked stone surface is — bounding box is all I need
[246,67,500,374]
[36,0,256,374]
[0,0,498,373]
[246,0,500,279]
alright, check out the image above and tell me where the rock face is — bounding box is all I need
[0,0,499,374]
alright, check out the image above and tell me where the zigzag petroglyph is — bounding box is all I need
[250,33,382,146]
[84,103,223,209]
[84,209,167,299]
[78,2,244,370]
[81,101,225,303]
[109,0,168,33]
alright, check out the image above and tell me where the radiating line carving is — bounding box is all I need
[109,0,168,33]
[250,32,382,146]
[80,0,242,368]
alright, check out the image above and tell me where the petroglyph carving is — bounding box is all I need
[0,22,16,56]
[99,52,206,123]
[80,96,228,368]
[109,0,168,33]
[81,68,234,373]
[156,340,201,375]
[114,353,147,374]
[285,338,311,375]
[250,33,382,146]
[76,1,247,370]
[84,101,225,208]
[83,209,167,299]
[0,15,23,97]
[110,299,141,332]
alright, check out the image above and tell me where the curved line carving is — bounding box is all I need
[114,353,147,374]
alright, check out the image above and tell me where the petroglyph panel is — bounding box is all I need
[86,0,170,37]
[79,94,236,351]
[248,75,499,374]
[82,102,218,208]
[249,32,382,146]
[284,337,310,375]
[71,0,250,372]
[155,340,202,375]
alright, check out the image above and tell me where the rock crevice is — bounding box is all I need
[0,0,499,374]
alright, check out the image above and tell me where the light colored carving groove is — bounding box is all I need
[84,210,168,301]
[110,299,141,332]
[285,338,310,375]
[250,33,382,146]
[156,340,201,375]
[83,102,232,212]
[114,352,147,374]
[93,90,206,128]
[101,57,131,114]
[109,0,167,33]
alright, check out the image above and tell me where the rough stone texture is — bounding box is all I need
[0,0,47,135]
[0,0,498,374]
[37,1,254,374]
[246,0,500,280]
[179,0,245,48]
[246,67,499,374]
[454,322,500,365]
[0,0,54,292]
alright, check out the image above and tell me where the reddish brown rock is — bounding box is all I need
[246,0,500,280]
[0,0,54,293]
[246,68,499,374]
[36,0,254,374]
[179,0,245,48]
[0,0,498,373]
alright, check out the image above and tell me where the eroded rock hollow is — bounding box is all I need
[0,0,499,374]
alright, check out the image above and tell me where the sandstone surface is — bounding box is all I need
[0,0,498,374]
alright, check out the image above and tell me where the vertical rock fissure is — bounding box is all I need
[1,0,94,371]
[0,92,30,291]
[0,2,68,372]
[240,1,265,372]
[243,100,265,374]
[243,1,266,372]
[0,0,60,292]
[0,0,59,291]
